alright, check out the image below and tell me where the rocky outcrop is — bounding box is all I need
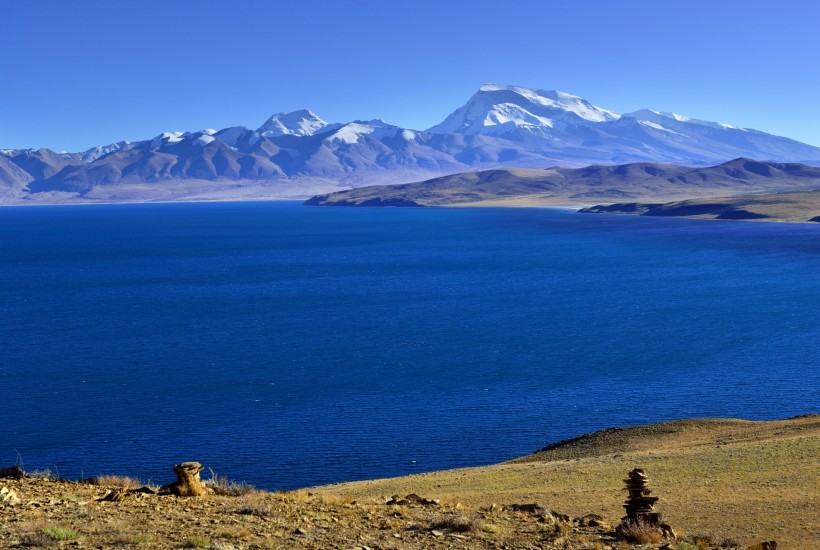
[159,462,207,497]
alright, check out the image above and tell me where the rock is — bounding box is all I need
[575,513,607,527]
[1,486,21,505]
[660,523,676,540]
[385,493,440,506]
[159,462,207,497]
[97,489,128,502]
[748,542,777,550]
[0,465,25,479]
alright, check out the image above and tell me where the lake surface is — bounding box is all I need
[1,202,818,489]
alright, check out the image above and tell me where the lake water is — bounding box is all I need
[1,202,818,489]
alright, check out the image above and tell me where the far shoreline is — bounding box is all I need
[3,196,820,225]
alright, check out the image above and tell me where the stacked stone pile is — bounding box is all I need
[622,468,660,525]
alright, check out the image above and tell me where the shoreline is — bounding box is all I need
[3,196,820,225]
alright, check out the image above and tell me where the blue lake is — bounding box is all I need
[1,202,818,489]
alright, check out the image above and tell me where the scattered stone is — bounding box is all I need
[385,493,439,506]
[506,502,569,522]
[1,486,21,505]
[159,462,207,497]
[0,465,25,479]
[430,529,444,537]
[574,513,608,528]
[506,503,549,515]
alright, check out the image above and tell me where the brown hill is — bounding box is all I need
[580,189,820,223]
[305,158,820,208]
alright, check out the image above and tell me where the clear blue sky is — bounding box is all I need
[2,0,818,151]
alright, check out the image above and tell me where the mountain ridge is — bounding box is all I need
[3,84,820,204]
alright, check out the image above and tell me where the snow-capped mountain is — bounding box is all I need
[428,84,620,138]
[2,85,820,203]
[257,109,335,137]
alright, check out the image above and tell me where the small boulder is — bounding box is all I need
[1,486,21,505]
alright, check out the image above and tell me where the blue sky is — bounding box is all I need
[2,0,819,151]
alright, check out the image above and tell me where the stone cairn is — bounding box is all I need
[622,468,660,525]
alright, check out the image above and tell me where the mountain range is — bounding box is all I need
[3,84,820,204]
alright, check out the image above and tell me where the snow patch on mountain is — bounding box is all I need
[150,132,187,148]
[637,120,684,135]
[82,141,132,162]
[194,134,216,147]
[623,109,747,132]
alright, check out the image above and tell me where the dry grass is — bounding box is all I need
[204,469,256,496]
[235,490,276,517]
[618,519,662,544]
[429,512,482,533]
[92,474,142,490]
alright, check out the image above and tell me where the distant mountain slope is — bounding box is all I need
[3,84,820,204]
[305,159,820,208]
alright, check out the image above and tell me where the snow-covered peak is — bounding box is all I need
[428,84,620,135]
[257,109,330,137]
[325,119,413,144]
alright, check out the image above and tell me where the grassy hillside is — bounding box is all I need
[1,415,816,548]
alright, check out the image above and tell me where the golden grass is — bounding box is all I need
[312,415,820,547]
